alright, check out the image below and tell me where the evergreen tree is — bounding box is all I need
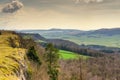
[45,43,59,80]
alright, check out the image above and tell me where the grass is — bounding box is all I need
[42,34,120,48]
[64,35,120,48]
[0,32,26,80]
[59,50,89,60]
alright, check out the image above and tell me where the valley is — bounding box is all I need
[1,29,120,80]
[21,28,120,48]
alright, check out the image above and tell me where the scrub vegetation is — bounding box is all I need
[1,30,120,80]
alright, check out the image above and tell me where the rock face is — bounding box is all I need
[18,61,27,80]
[17,50,27,80]
[0,31,28,80]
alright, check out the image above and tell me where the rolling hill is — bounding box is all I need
[19,28,120,48]
[19,33,106,57]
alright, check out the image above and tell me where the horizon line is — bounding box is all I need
[0,27,120,31]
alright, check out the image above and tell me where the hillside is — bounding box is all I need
[0,31,48,80]
[20,33,46,41]
[76,28,120,36]
[0,31,26,80]
[19,33,105,57]
[1,31,120,80]
[20,28,120,48]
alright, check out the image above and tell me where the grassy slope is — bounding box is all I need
[59,50,89,60]
[0,32,26,80]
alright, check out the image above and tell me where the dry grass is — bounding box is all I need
[0,32,26,80]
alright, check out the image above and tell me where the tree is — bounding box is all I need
[45,43,59,80]
[0,31,1,35]
[27,46,41,65]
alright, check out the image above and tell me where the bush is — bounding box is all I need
[0,31,1,35]
[27,46,41,65]
[7,37,17,48]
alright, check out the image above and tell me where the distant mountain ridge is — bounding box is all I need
[76,28,120,36]
[20,28,83,36]
[20,28,120,36]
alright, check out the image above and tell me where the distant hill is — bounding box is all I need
[20,33,46,41]
[19,28,120,48]
[76,28,120,36]
[19,29,83,38]
[20,28,120,37]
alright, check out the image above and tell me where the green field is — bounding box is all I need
[64,35,120,48]
[42,34,120,48]
[59,50,89,60]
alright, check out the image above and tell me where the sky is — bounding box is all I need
[0,0,120,30]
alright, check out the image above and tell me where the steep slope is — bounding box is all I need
[0,31,27,80]
[20,33,46,41]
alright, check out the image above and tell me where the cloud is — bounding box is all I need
[75,0,104,4]
[85,0,104,3]
[1,0,23,13]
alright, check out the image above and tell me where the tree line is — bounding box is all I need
[46,39,104,57]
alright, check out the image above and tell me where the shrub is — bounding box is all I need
[7,37,17,48]
[27,46,41,65]
[0,31,1,35]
